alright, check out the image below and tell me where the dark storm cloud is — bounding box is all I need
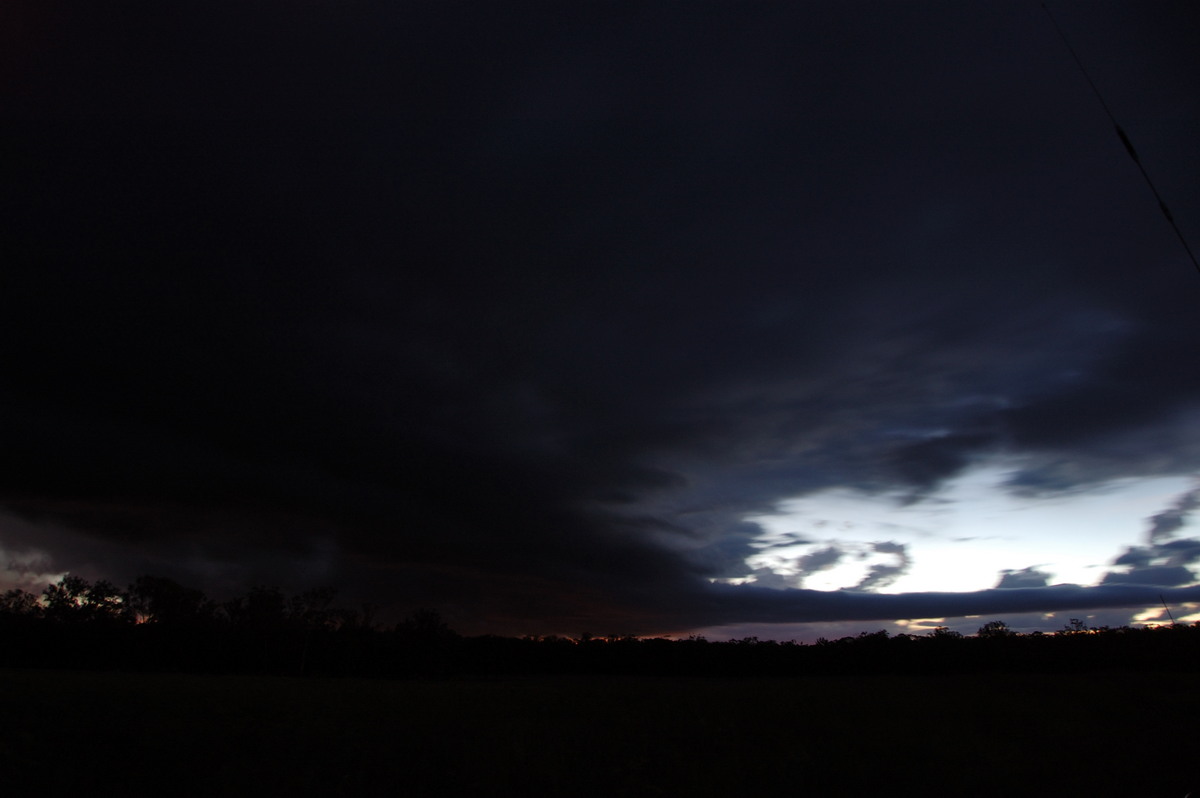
[1147,485,1200,543]
[795,545,845,582]
[1100,566,1195,588]
[3,1,1199,633]
[995,566,1054,590]
[737,543,846,591]
[885,433,998,501]
[689,582,1200,629]
[852,542,912,592]
[1099,485,1200,590]
[1109,539,1200,572]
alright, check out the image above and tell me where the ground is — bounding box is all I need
[2,669,1194,796]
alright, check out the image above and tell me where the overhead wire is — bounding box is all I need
[1040,2,1200,277]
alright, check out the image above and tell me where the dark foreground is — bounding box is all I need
[2,669,1195,797]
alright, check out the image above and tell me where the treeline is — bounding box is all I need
[3,575,1199,677]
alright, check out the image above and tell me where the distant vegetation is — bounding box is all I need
[3,575,1198,677]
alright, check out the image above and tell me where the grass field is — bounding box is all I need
[2,669,1195,796]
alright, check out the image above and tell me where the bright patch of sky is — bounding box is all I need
[738,462,1199,594]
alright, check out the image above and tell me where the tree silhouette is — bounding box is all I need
[1,588,41,618]
[927,625,962,639]
[396,608,458,644]
[5,572,1200,678]
[977,620,1014,638]
[1059,618,1090,635]
[126,575,213,625]
[41,576,125,624]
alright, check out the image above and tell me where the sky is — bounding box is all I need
[3,0,1200,639]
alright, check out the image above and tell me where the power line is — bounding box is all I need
[1160,594,1177,625]
[1041,2,1200,277]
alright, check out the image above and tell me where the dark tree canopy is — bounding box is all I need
[1,574,1198,678]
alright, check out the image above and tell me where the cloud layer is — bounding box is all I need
[3,1,1199,633]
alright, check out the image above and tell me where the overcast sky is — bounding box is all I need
[4,0,1199,638]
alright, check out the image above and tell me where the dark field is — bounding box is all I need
[2,669,1195,796]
